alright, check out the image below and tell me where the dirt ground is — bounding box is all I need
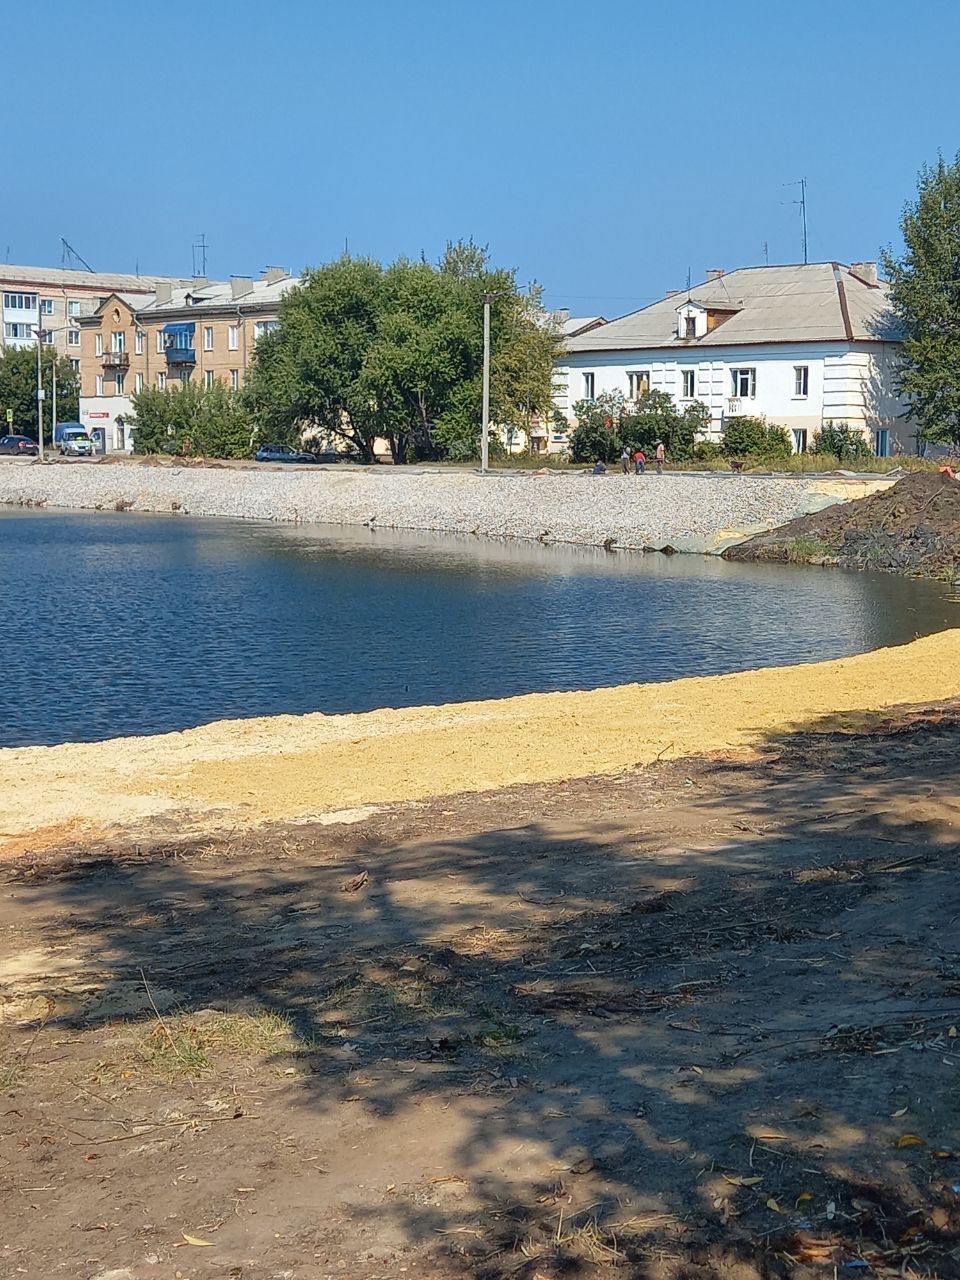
[725,471,960,577]
[3,702,960,1280]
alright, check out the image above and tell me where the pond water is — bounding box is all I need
[1,509,957,747]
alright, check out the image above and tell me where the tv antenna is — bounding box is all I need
[786,178,808,263]
[60,237,95,272]
[192,233,208,277]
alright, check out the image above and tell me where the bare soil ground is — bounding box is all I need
[724,472,960,577]
[2,705,960,1280]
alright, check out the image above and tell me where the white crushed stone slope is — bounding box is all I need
[0,462,853,552]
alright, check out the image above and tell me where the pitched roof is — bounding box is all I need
[561,315,606,337]
[565,263,898,353]
[136,275,295,315]
[0,262,187,291]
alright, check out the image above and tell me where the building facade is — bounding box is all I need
[0,264,186,368]
[77,270,293,451]
[555,263,905,455]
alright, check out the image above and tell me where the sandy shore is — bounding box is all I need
[3,628,959,854]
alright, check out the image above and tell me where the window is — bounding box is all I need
[731,367,756,398]
[582,371,595,400]
[794,365,809,398]
[68,300,82,318]
[3,322,32,339]
[135,329,144,355]
[204,370,215,388]
[254,319,279,339]
[684,315,697,338]
[203,325,214,351]
[42,329,54,345]
[3,292,37,310]
[230,368,239,391]
[157,372,167,390]
[228,324,239,350]
[111,331,125,353]
[627,370,650,399]
[135,372,144,393]
[67,328,80,347]
[95,334,103,357]
[70,358,80,372]
[682,369,696,398]
[115,372,126,395]
[96,375,104,395]
[40,298,54,316]
[792,428,808,454]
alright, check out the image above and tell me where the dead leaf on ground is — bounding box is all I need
[340,870,369,893]
[766,1198,783,1213]
[180,1232,214,1247]
[896,1133,926,1148]
[724,1174,763,1187]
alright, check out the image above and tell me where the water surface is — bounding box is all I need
[1,510,956,747]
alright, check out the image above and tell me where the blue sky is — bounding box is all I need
[6,0,959,316]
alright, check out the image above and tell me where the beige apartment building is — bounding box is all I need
[0,263,185,366]
[77,270,293,451]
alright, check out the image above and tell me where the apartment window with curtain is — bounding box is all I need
[203,326,214,352]
[204,370,215,388]
[68,300,82,317]
[731,367,756,398]
[228,325,239,350]
[156,331,165,354]
[40,298,54,315]
[627,371,650,398]
[116,372,126,395]
[135,330,144,355]
[135,372,144,393]
[111,331,125,353]
[157,372,167,390]
[67,328,80,346]
[682,369,696,398]
[794,365,809,398]
[230,369,239,390]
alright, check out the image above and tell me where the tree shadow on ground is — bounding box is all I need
[5,702,960,1277]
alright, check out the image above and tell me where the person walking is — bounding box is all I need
[633,447,646,475]
[655,440,665,475]
[620,445,632,475]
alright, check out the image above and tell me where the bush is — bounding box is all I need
[569,392,625,463]
[812,421,874,464]
[692,439,723,463]
[132,382,255,457]
[722,415,792,461]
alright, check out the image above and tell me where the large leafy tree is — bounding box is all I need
[882,154,960,450]
[244,245,562,463]
[131,381,253,457]
[0,345,78,440]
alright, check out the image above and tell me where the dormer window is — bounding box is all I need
[684,315,696,338]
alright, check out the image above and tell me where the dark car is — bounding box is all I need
[254,444,318,464]
[0,435,39,456]
[313,448,363,464]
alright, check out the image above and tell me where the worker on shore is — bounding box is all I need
[655,441,665,475]
[633,447,646,475]
[620,445,632,475]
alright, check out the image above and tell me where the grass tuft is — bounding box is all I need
[135,1010,295,1079]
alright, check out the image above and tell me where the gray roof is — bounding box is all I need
[136,275,295,315]
[0,262,186,291]
[561,315,606,337]
[566,263,898,352]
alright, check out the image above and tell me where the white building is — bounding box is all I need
[555,263,904,455]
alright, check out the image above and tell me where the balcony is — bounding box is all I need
[101,350,130,369]
[166,347,196,367]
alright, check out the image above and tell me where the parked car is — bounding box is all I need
[53,420,85,448]
[254,444,318,464]
[313,448,362,464]
[61,431,93,457]
[0,435,39,456]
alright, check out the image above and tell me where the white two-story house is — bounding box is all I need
[554,262,905,455]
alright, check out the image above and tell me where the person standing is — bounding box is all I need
[620,445,632,475]
[655,440,665,475]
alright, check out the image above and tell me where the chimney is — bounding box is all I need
[154,282,173,306]
[192,276,209,288]
[705,268,724,282]
[231,276,254,299]
[554,308,570,323]
[664,289,681,297]
[261,267,287,285]
[850,261,878,285]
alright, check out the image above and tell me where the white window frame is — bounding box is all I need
[115,372,126,395]
[95,333,103,357]
[157,372,167,390]
[41,329,54,346]
[135,372,144,393]
[3,292,37,310]
[68,300,82,318]
[731,367,756,398]
[40,298,54,316]
[111,331,125,353]
[95,374,104,395]
[204,369,215,388]
[681,369,696,399]
[230,368,239,391]
[794,365,809,398]
[582,371,595,400]
[627,370,651,399]
[67,328,80,347]
[203,325,214,352]
[70,358,80,372]
[135,329,144,355]
[228,324,239,351]
[156,330,165,354]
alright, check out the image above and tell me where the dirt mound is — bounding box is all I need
[724,470,960,577]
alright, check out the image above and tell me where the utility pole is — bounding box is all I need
[481,292,493,473]
[52,360,57,446]
[34,328,45,460]
[799,176,808,264]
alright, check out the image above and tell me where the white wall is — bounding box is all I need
[557,341,908,449]
[80,396,136,452]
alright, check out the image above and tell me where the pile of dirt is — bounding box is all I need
[723,470,960,578]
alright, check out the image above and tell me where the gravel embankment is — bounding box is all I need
[0,460,869,552]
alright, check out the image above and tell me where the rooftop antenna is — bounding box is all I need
[60,237,95,272]
[686,265,692,299]
[192,233,208,277]
[763,240,769,265]
[786,178,808,263]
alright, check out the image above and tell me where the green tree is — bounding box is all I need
[568,392,625,462]
[811,421,874,464]
[0,346,78,441]
[882,154,960,450]
[722,415,791,461]
[244,246,562,464]
[131,381,254,457]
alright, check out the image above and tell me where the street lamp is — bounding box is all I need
[32,325,70,461]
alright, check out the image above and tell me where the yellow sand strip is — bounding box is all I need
[2,628,959,850]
